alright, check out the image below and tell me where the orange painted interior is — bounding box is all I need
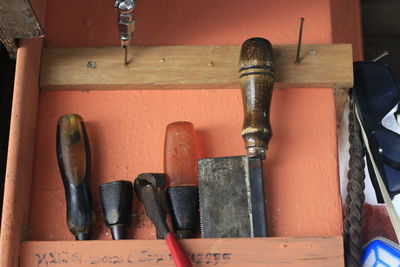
[0,0,365,264]
[0,0,46,265]
[29,87,340,240]
[331,0,363,61]
[28,0,344,241]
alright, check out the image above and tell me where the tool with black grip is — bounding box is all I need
[164,122,199,238]
[134,174,192,267]
[198,38,274,238]
[56,114,93,240]
[137,173,169,239]
[99,180,133,240]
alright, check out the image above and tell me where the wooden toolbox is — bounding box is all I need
[0,0,356,266]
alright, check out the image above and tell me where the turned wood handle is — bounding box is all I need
[239,38,275,160]
[56,114,93,240]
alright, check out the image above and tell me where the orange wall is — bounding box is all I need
[330,0,363,60]
[44,0,334,47]
[28,0,345,240]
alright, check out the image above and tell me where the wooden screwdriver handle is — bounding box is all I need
[239,38,275,160]
[56,114,93,240]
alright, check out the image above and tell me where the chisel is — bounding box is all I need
[56,114,93,240]
[164,122,199,238]
[198,38,274,238]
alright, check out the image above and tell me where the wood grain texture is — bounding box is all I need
[40,44,353,90]
[239,38,275,159]
[20,236,344,267]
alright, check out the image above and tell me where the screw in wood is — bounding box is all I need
[309,49,317,55]
[295,17,305,64]
[87,61,97,69]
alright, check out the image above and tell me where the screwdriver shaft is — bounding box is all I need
[295,17,305,64]
[123,45,128,65]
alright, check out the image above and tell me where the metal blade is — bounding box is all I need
[198,155,267,238]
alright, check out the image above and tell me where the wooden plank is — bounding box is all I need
[20,236,343,267]
[40,44,353,90]
[0,0,46,265]
[0,40,43,267]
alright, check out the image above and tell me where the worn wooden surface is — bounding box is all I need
[0,0,43,57]
[20,236,343,267]
[0,0,46,265]
[0,39,43,267]
[40,44,353,90]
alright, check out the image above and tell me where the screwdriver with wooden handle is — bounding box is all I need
[164,122,199,238]
[56,114,93,240]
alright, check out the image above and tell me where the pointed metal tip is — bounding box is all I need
[124,46,128,66]
[110,224,127,240]
[75,232,90,240]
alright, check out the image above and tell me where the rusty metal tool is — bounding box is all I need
[0,0,43,58]
[198,37,274,238]
[99,180,133,239]
[136,173,169,239]
[56,114,93,240]
[164,122,199,239]
[295,18,305,64]
[134,174,192,267]
[114,0,135,65]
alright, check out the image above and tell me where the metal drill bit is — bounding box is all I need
[295,17,305,64]
[115,0,135,66]
[123,45,128,65]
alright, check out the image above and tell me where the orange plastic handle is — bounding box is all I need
[164,122,198,187]
[165,233,192,267]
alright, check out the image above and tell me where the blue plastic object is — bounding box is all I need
[362,237,400,266]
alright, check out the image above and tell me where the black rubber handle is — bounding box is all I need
[99,180,133,240]
[167,186,199,238]
[56,114,93,240]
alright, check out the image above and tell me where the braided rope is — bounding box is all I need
[344,98,366,267]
